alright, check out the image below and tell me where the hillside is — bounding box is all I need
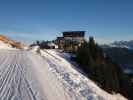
[39,49,126,100]
[0,34,24,49]
[103,47,133,74]
[0,47,126,100]
[0,35,127,100]
[103,47,133,65]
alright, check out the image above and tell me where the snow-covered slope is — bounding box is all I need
[0,50,73,100]
[40,49,127,100]
[0,34,24,49]
[0,46,127,100]
[0,41,13,49]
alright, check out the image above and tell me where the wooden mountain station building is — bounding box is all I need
[56,31,85,52]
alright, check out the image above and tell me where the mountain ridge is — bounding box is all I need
[0,34,24,49]
[109,40,133,49]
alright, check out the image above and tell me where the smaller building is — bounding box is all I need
[47,42,58,49]
[56,37,64,49]
[30,41,57,49]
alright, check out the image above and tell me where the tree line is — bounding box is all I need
[75,37,133,99]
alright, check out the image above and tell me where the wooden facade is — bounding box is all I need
[56,31,85,52]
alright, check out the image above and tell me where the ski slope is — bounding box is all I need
[0,47,127,100]
[0,50,72,100]
[40,49,127,100]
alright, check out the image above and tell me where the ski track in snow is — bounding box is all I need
[0,50,73,100]
[0,50,44,100]
[0,49,127,100]
[40,50,127,100]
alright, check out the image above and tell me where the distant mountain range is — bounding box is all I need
[102,40,133,50]
[101,40,133,74]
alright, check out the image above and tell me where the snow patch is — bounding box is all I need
[0,41,14,50]
[40,49,127,100]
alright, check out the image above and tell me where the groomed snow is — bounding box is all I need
[0,50,73,100]
[40,49,127,100]
[0,41,13,49]
[0,41,127,100]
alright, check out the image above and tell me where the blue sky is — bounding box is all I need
[0,0,133,44]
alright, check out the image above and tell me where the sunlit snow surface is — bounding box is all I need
[0,41,13,49]
[40,49,127,100]
[0,43,127,100]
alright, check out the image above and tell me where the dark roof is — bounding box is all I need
[63,31,85,37]
[57,37,64,40]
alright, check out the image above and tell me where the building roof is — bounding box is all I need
[57,37,64,40]
[63,31,85,37]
